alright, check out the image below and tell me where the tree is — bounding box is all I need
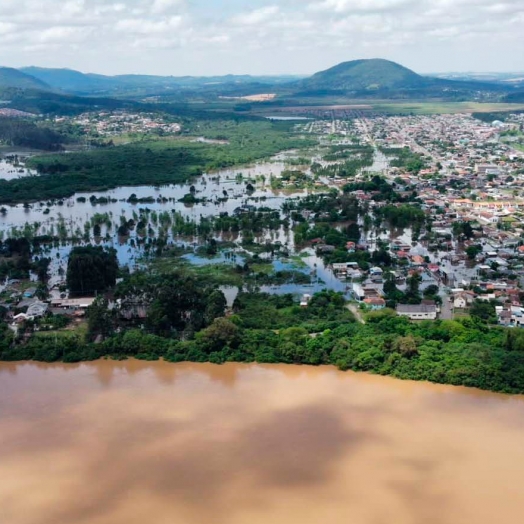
[204,290,227,325]
[424,285,439,297]
[470,300,497,324]
[404,273,422,304]
[87,297,114,342]
[453,221,474,240]
[393,335,418,357]
[196,318,240,353]
[346,222,361,243]
[145,275,208,336]
[66,246,118,297]
[466,245,482,260]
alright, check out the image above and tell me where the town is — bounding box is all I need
[2,110,524,334]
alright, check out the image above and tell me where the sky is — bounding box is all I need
[0,0,523,76]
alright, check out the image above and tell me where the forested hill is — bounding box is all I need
[0,67,51,91]
[0,118,65,151]
[299,59,430,92]
[292,58,512,99]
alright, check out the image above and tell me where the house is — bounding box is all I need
[316,244,336,254]
[352,283,366,301]
[364,297,386,310]
[50,297,96,309]
[396,304,437,320]
[12,301,48,322]
[453,294,467,309]
[26,302,49,318]
[411,255,425,267]
[453,291,474,309]
[496,305,524,327]
[300,294,312,308]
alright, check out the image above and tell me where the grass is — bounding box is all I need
[371,101,524,115]
[288,254,309,268]
[34,322,88,339]
[251,98,524,116]
[151,256,244,287]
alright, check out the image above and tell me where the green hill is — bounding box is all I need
[298,59,430,93]
[0,67,51,90]
[20,67,299,96]
[20,67,119,93]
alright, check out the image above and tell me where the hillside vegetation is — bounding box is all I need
[0,118,65,150]
[300,59,428,92]
[0,67,50,91]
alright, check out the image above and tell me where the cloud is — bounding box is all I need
[309,0,417,13]
[115,16,184,35]
[0,0,521,74]
[151,0,185,14]
[231,6,280,26]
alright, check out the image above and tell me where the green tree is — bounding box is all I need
[204,290,227,325]
[87,297,114,342]
[67,246,118,297]
[196,318,240,353]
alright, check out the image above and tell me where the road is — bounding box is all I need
[440,296,454,320]
[347,303,366,324]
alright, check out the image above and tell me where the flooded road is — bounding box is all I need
[1,361,524,524]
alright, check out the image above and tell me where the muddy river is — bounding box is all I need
[1,361,523,524]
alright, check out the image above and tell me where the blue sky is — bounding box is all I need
[0,0,523,76]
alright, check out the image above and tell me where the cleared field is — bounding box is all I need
[369,101,524,115]
[249,99,524,117]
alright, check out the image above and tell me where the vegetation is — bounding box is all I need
[0,67,50,90]
[4,284,524,394]
[0,117,66,151]
[66,246,119,297]
[0,119,313,204]
[380,146,427,174]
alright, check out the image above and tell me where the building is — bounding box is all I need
[363,297,386,310]
[496,306,524,327]
[26,302,49,318]
[50,297,96,309]
[12,302,48,322]
[300,294,312,308]
[396,304,437,320]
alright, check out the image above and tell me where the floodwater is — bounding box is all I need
[0,157,35,180]
[1,361,524,524]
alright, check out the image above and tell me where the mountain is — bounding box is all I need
[292,58,513,99]
[0,67,51,91]
[20,67,119,93]
[20,67,301,96]
[298,59,430,93]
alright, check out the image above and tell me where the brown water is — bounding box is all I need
[1,361,524,524]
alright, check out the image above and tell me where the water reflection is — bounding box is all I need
[1,361,524,524]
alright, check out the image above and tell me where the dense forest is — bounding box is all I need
[0,117,65,150]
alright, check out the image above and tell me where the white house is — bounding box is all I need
[396,304,437,320]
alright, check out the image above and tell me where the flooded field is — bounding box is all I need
[0,156,35,180]
[0,147,475,295]
[1,361,524,524]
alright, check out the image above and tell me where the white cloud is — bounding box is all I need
[309,0,416,13]
[151,0,184,14]
[115,16,183,35]
[232,6,280,26]
[0,0,521,75]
